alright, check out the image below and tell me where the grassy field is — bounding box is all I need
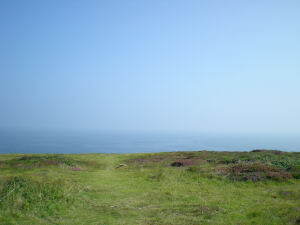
[0,150,300,225]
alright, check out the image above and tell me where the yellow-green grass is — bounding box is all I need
[0,151,300,225]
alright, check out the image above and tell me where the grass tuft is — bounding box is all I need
[0,176,74,216]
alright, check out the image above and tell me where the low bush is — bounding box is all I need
[287,165,300,179]
[170,159,197,167]
[218,151,300,171]
[228,163,292,182]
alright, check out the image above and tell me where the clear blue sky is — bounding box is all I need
[1,0,300,134]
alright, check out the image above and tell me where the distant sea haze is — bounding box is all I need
[0,130,299,154]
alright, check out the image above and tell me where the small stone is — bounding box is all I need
[116,164,127,169]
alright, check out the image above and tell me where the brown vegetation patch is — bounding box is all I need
[214,167,229,175]
[169,204,220,217]
[70,167,81,171]
[228,163,292,182]
[129,156,171,164]
[230,163,279,173]
[170,159,197,167]
[277,190,300,200]
[266,171,292,180]
[128,153,204,167]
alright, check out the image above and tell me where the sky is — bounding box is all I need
[1,0,300,135]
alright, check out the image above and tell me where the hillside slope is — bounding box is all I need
[0,151,300,225]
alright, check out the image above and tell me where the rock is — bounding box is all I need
[116,164,127,169]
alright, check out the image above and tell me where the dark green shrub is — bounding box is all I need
[288,165,300,179]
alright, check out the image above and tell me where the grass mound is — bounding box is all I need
[0,176,74,216]
[1,155,99,170]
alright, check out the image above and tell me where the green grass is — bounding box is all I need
[0,151,300,224]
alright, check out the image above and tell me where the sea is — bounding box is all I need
[0,130,299,154]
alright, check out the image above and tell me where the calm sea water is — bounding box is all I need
[0,130,299,154]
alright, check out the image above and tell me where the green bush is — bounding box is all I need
[288,165,300,179]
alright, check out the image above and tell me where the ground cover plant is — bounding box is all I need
[0,151,299,224]
[0,155,100,170]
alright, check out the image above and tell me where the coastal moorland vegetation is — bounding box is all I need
[0,150,300,225]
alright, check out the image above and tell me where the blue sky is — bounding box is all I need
[1,0,300,134]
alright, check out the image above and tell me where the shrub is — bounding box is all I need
[230,163,279,173]
[170,160,196,167]
[228,163,292,182]
[288,165,300,179]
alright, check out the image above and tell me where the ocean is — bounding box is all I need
[0,130,299,154]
